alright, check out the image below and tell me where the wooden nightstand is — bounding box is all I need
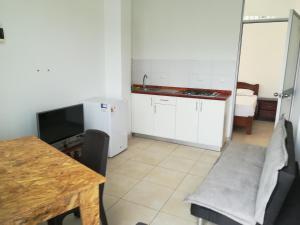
[257,98,278,121]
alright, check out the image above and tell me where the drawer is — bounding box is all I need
[259,110,276,121]
[259,101,277,111]
[154,96,177,105]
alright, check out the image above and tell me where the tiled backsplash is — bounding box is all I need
[132,59,237,90]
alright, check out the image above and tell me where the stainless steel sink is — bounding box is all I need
[133,86,177,93]
[179,90,220,97]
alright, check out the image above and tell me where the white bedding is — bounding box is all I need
[235,95,258,117]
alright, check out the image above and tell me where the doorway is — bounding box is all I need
[232,21,288,146]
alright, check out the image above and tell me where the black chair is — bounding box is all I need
[48,130,110,225]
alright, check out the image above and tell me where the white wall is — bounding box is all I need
[132,0,244,138]
[244,0,297,17]
[104,0,132,134]
[238,23,288,98]
[0,0,105,140]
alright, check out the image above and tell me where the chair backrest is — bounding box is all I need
[80,129,110,176]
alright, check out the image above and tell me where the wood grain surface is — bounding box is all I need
[0,136,105,225]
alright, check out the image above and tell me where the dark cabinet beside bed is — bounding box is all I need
[256,98,278,121]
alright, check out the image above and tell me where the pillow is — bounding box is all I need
[255,119,288,224]
[237,89,254,96]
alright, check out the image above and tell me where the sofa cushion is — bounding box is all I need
[262,121,296,225]
[254,119,288,224]
[186,142,265,225]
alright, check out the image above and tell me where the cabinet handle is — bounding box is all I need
[154,104,157,114]
[196,102,198,111]
[151,97,153,106]
[200,102,203,112]
[160,99,169,102]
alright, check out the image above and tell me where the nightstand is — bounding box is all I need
[257,98,278,121]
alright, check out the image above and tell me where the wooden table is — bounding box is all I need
[0,136,106,225]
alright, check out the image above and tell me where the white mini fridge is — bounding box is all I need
[83,97,128,157]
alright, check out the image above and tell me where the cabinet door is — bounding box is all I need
[154,104,176,139]
[176,97,199,143]
[198,99,226,148]
[131,94,154,135]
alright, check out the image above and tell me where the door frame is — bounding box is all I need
[275,10,300,123]
[230,15,290,139]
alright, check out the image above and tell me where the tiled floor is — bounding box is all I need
[105,139,220,225]
[41,120,274,225]
[43,138,220,225]
[232,120,274,147]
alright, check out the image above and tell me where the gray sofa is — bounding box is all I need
[186,120,298,225]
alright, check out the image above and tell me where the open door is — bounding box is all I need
[275,10,300,122]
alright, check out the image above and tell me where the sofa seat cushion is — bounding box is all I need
[186,142,265,225]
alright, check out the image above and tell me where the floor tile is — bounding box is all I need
[62,214,81,225]
[115,160,154,180]
[189,161,214,176]
[114,148,143,161]
[103,194,120,210]
[143,167,186,189]
[104,173,139,198]
[107,157,127,172]
[145,141,178,154]
[232,120,274,147]
[107,200,157,225]
[129,137,156,150]
[123,181,173,210]
[159,155,196,173]
[161,191,196,221]
[198,151,220,165]
[170,145,204,161]
[151,212,197,225]
[131,148,170,166]
[176,175,206,195]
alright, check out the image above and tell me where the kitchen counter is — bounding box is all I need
[132,84,231,101]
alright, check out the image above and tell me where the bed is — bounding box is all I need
[234,82,259,134]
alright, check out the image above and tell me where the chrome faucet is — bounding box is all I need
[143,74,148,89]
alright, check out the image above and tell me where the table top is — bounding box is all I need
[0,136,105,224]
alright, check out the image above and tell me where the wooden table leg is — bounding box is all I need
[79,185,100,225]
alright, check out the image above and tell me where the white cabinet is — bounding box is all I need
[153,96,176,139]
[176,97,199,143]
[131,94,154,135]
[198,99,226,148]
[131,93,227,150]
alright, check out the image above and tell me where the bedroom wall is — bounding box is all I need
[0,0,106,140]
[238,22,288,98]
[132,0,244,138]
[244,0,298,17]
